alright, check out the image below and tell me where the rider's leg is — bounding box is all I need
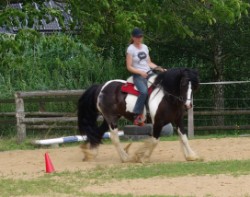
[133,74,148,125]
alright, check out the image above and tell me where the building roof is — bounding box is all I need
[0,1,74,34]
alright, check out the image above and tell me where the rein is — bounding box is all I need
[150,81,185,103]
[164,90,185,103]
[147,68,190,103]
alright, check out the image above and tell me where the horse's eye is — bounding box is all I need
[181,83,187,87]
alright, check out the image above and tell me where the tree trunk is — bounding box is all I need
[213,41,225,127]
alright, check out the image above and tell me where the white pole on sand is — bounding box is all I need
[33,131,124,146]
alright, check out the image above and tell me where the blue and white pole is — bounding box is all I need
[33,131,124,146]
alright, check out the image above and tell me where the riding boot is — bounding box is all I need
[133,114,145,126]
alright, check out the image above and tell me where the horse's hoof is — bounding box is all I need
[124,143,132,154]
[82,157,88,162]
[81,144,98,162]
[82,158,95,162]
[132,154,149,163]
[186,155,200,161]
[119,151,133,163]
[139,158,149,164]
[82,154,97,162]
[121,156,133,163]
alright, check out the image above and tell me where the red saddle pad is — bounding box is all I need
[121,83,153,96]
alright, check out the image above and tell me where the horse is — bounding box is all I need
[77,67,200,162]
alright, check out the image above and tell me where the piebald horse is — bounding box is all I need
[78,68,200,162]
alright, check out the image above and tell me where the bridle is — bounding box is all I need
[164,90,186,103]
[147,68,192,104]
[148,80,186,103]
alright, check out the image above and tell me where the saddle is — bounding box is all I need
[121,75,156,96]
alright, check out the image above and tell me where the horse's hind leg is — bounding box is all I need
[132,122,161,163]
[109,123,131,163]
[81,143,99,161]
[104,115,130,162]
[133,137,159,163]
[142,123,165,161]
[81,120,109,161]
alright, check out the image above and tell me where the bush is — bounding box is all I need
[0,29,128,98]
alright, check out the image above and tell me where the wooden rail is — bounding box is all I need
[0,112,75,117]
[195,125,250,131]
[10,89,250,143]
[27,125,77,130]
[23,117,77,124]
[16,90,84,98]
[194,110,250,116]
[15,89,84,143]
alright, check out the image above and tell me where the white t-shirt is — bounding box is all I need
[127,44,151,73]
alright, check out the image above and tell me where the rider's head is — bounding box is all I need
[130,27,144,45]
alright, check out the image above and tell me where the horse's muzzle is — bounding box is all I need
[185,103,193,110]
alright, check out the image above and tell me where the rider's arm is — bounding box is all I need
[148,56,167,72]
[148,56,158,69]
[126,53,146,77]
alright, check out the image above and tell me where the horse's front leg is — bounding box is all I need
[176,122,199,161]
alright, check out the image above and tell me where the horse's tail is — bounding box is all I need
[77,84,108,147]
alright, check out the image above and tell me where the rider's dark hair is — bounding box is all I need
[129,37,134,44]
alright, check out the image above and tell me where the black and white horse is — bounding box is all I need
[78,68,200,162]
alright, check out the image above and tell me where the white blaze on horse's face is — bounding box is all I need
[185,81,192,109]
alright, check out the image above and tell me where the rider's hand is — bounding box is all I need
[140,71,148,78]
[154,66,167,72]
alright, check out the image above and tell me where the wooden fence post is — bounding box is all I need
[15,93,26,143]
[188,97,194,138]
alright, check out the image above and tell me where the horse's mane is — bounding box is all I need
[154,68,200,95]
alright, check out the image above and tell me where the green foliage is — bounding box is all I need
[67,0,249,44]
[0,29,127,98]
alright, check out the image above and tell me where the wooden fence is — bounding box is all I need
[15,90,84,143]
[0,89,249,143]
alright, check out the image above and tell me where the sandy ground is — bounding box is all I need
[0,137,250,178]
[84,175,250,197]
[1,137,250,196]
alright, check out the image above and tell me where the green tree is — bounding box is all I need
[1,0,249,112]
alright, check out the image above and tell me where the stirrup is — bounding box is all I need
[133,115,145,126]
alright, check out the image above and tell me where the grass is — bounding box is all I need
[0,138,36,151]
[1,134,249,196]
[0,159,249,197]
[0,178,119,197]
[0,174,179,197]
[73,159,250,180]
[0,133,246,152]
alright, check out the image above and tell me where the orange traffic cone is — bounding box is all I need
[45,153,55,173]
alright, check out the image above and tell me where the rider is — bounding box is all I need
[126,27,159,126]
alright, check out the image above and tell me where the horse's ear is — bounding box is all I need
[190,68,199,77]
[193,68,199,75]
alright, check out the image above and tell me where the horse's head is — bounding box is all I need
[179,68,200,109]
[154,68,200,109]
